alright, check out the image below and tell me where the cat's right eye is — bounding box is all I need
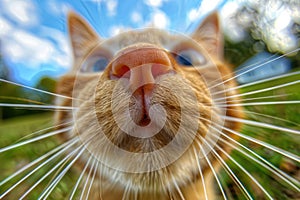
[173,49,206,67]
[82,56,110,72]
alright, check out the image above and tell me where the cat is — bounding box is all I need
[54,11,244,199]
[0,11,299,200]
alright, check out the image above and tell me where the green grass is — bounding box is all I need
[217,72,300,199]
[0,113,80,199]
[0,72,299,199]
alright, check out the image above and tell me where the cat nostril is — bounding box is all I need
[113,65,130,78]
[110,46,173,81]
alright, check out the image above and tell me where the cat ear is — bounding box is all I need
[192,12,223,59]
[68,11,99,58]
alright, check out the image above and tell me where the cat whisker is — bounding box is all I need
[16,121,73,143]
[79,157,97,200]
[19,145,84,200]
[211,70,300,96]
[209,48,300,90]
[192,147,208,200]
[197,115,300,189]
[196,141,228,200]
[214,79,300,102]
[86,158,99,200]
[215,93,291,104]
[0,96,47,104]
[0,138,80,199]
[0,137,78,187]
[214,130,300,192]
[171,174,185,200]
[0,103,77,110]
[222,115,300,136]
[225,108,300,127]
[38,147,87,200]
[122,179,131,200]
[69,155,93,199]
[195,138,253,200]
[217,100,300,107]
[0,78,82,101]
[215,117,300,162]
[214,143,273,199]
[0,126,73,153]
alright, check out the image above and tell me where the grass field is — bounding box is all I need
[0,72,299,199]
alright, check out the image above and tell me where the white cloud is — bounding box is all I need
[89,0,117,16]
[47,1,72,16]
[0,17,71,69]
[4,30,55,67]
[0,18,12,37]
[151,11,169,29]
[131,12,142,23]
[109,25,130,36]
[188,0,223,22]
[106,0,118,16]
[1,0,38,26]
[144,0,165,8]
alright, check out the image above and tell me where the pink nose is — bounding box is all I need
[110,46,173,94]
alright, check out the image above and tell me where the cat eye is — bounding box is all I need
[82,56,109,72]
[174,49,206,67]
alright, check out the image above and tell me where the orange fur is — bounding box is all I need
[55,11,243,199]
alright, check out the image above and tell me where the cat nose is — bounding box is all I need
[110,46,173,93]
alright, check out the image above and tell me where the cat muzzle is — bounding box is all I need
[110,46,175,126]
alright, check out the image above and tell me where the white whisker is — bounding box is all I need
[0,103,76,110]
[69,155,93,200]
[226,108,300,127]
[215,143,273,199]
[197,143,227,200]
[192,148,208,200]
[38,147,86,200]
[19,144,83,200]
[0,138,79,199]
[171,175,185,200]
[0,138,78,187]
[217,100,300,107]
[216,118,300,162]
[80,158,96,200]
[16,121,73,143]
[222,116,300,136]
[86,158,99,200]
[199,137,253,200]
[214,79,300,102]
[215,130,300,192]
[209,48,300,90]
[0,78,82,101]
[217,93,291,104]
[212,70,300,96]
[0,126,73,153]
[201,115,300,191]
[122,180,131,200]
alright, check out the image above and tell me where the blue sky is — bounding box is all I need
[0,0,298,86]
[0,0,227,86]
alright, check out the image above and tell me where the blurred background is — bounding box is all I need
[0,0,299,119]
[0,1,300,199]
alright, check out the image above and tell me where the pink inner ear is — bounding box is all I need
[68,12,100,59]
[192,12,223,59]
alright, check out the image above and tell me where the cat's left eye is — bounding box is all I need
[174,49,206,67]
[83,56,109,72]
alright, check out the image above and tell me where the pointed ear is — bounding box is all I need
[68,11,99,58]
[192,12,223,59]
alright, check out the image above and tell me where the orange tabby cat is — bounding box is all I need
[55,11,243,199]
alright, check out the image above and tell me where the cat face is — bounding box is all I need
[56,11,243,196]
